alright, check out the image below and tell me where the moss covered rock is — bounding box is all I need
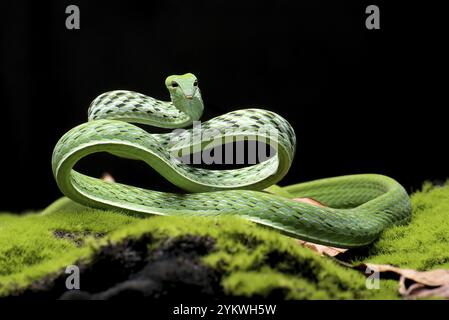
[1,182,448,299]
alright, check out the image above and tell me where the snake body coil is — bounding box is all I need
[52,73,411,248]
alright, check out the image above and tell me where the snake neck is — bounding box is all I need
[170,89,204,125]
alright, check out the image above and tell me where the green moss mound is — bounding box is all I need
[1,182,448,299]
[356,182,449,270]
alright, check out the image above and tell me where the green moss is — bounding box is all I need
[0,198,137,294]
[353,182,449,270]
[0,181,448,299]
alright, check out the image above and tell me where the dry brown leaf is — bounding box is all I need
[362,263,449,286]
[400,282,449,299]
[358,263,449,299]
[297,240,348,257]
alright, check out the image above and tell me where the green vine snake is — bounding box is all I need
[52,73,412,248]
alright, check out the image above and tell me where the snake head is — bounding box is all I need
[165,73,203,121]
[165,73,199,100]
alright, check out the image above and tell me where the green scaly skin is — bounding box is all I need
[52,73,412,248]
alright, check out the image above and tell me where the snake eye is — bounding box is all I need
[193,80,198,86]
[171,81,178,87]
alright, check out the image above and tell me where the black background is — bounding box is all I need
[0,0,446,212]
